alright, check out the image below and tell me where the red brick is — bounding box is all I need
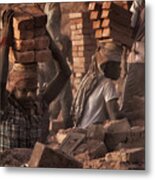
[13,11,34,30]
[88,2,97,11]
[28,142,82,168]
[92,20,101,29]
[71,34,95,41]
[87,139,107,160]
[35,49,52,62]
[9,49,35,63]
[34,27,46,37]
[78,45,96,51]
[23,6,47,28]
[102,2,132,18]
[101,9,131,26]
[14,29,34,40]
[104,119,130,133]
[102,28,134,47]
[69,12,89,19]
[71,28,94,36]
[76,22,92,30]
[90,11,100,20]
[72,38,95,46]
[70,24,77,30]
[72,45,78,51]
[101,19,133,36]
[34,36,50,50]
[105,148,145,164]
[14,39,35,51]
[104,131,129,151]
[95,29,103,39]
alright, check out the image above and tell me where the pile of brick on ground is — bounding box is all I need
[69,12,97,92]
[9,4,52,92]
[25,118,144,169]
[88,1,133,48]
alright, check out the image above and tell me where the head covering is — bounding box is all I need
[95,42,123,65]
[7,63,38,92]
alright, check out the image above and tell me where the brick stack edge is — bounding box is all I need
[69,12,97,91]
[9,5,52,92]
[88,1,133,48]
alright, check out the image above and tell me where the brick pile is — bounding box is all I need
[69,12,97,91]
[0,119,145,169]
[42,118,145,170]
[9,5,52,92]
[88,1,133,48]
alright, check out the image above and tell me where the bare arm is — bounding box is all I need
[0,10,14,113]
[41,32,71,105]
[106,99,125,120]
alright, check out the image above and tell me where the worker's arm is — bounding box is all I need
[0,10,14,113]
[106,99,125,119]
[41,32,71,105]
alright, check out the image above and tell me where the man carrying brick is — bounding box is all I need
[72,42,124,129]
[0,9,71,152]
[38,2,73,129]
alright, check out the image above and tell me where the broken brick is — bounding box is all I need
[86,124,106,140]
[87,139,107,160]
[104,119,131,133]
[28,142,82,168]
[105,148,145,164]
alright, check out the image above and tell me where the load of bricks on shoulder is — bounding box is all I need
[9,4,52,93]
[69,1,134,94]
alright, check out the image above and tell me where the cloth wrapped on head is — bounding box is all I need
[95,42,123,65]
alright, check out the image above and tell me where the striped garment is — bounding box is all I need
[0,94,45,153]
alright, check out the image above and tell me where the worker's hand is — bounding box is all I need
[1,9,14,46]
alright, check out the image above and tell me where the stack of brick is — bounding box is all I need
[69,12,97,91]
[46,118,145,169]
[9,5,52,92]
[88,1,133,48]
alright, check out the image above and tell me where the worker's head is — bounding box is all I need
[95,42,122,80]
[7,63,38,106]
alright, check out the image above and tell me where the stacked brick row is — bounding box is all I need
[88,1,133,48]
[69,12,97,91]
[9,5,52,91]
